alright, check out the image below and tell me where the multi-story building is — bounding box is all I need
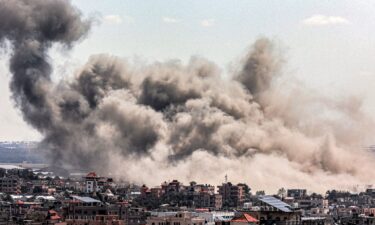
[193,184,215,194]
[150,187,163,198]
[84,172,112,193]
[365,188,375,198]
[161,180,182,194]
[64,196,106,221]
[0,202,12,223]
[218,182,244,208]
[244,196,301,225]
[125,207,149,225]
[297,199,329,213]
[340,214,375,225]
[287,189,307,199]
[0,176,20,194]
[211,194,223,209]
[85,172,101,193]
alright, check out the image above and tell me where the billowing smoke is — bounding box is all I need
[1,0,375,193]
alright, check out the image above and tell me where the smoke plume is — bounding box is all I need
[1,0,375,193]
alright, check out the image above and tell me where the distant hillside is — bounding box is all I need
[0,141,46,163]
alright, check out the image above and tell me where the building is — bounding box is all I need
[150,187,162,198]
[184,182,221,209]
[211,194,223,209]
[218,183,244,208]
[64,196,106,221]
[340,214,375,225]
[230,213,258,225]
[161,180,182,194]
[365,188,375,198]
[84,172,112,194]
[296,199,328,211]
[85,172,101,193]
[125,207,149,225]
[196,211,234,225]
[147,211,205,225]
[0,176,20,194]
[245,196,301,225]
[92,215,125,225]
[301,217,327,225]
[287,189,307,199]
[64,195,129,225]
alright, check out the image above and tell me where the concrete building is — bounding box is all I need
[85,172,101,193]
[0,176,20,194]
[150,187,163,198]
[366,188,375,198]
[65,196,106,221]
[211,194,223,210]
[147,211,205,225]
[246,196,301,225]
[218,183,244,208]
[125,207,149,225]
[65,215,125,225]
[161,180,183,194]
[301,217,327,225]
[340,214,375,225]
[287,189,307,199]
[84,172,112,194]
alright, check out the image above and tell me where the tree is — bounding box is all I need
[238,183,251,195]
[256,190,265,196]
[310,192,323,199]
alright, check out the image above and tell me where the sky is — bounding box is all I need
[1,0,375,141]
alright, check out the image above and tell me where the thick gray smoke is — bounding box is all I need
[1,0,375,193]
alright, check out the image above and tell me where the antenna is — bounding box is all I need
[225,174,228,183]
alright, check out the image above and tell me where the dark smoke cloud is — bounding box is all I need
[235,38,282,97]
[0,0,90,133]
[1,0,375,192]
[139,63,203,111]
[72,55,132,108]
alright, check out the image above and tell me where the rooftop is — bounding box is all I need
[86,172,98,178]
[72,196,101,203]
[258,196,293,213]
[231,213,258,223]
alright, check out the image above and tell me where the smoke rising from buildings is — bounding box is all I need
[1,0,375,193]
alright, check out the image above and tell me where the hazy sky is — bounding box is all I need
[1,0,375,141]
